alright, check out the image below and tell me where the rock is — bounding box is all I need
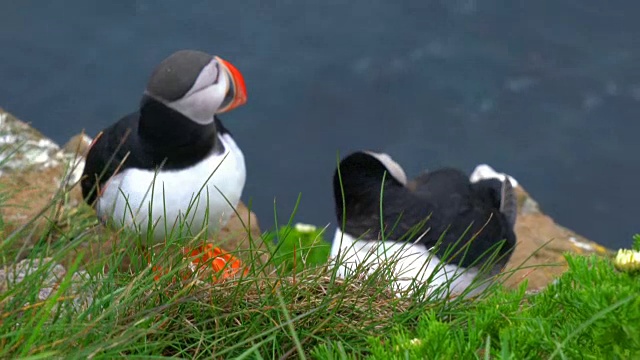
[0,258,66,289]
[0,108,85,246]
[0,110,62,175]
[502,185,610,290]
[470,165,611,291]
[218,201,270,265]
[61,132,93,158]
[0,258,96,312]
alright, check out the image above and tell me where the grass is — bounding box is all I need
[1,162,639,358]
[314,254,640,359]
[262,221,331,276]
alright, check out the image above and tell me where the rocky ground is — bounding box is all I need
[0,107,612,304]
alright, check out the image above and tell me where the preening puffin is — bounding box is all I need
[330,151,517,298]
[81,50,248,244]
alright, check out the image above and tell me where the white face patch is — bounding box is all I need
[157,59,230,125]
[364,151,408,186]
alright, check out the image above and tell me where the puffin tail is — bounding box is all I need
[470,176,518,229]
[499,177,517,228]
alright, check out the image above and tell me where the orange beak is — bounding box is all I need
[215,56,248,113]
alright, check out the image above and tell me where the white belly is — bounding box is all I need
[96,133,246,243]
[330,229,483,299]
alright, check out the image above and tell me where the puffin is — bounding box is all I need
[81,50,248,246]
[330,151,518,299]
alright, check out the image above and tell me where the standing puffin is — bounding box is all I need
[330,151,517,298]
[81,50,248,245]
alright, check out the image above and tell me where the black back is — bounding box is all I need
[81,96,229,205]
[333,152,517,269]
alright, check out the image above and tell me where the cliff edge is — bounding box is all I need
[0,108,611,291]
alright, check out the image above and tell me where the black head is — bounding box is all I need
[334,151,407,186]
[142,49,248,126]
[146,50,214,102]
[333,151,408,221]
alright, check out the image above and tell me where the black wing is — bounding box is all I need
[344,167,516,269]
[81,112,140,206]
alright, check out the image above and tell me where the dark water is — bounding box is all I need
[1,1,638,249]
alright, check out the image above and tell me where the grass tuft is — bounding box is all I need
[1,149,639,358]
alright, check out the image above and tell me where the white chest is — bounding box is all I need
[96,133,246,243]
[330,229,482,298]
